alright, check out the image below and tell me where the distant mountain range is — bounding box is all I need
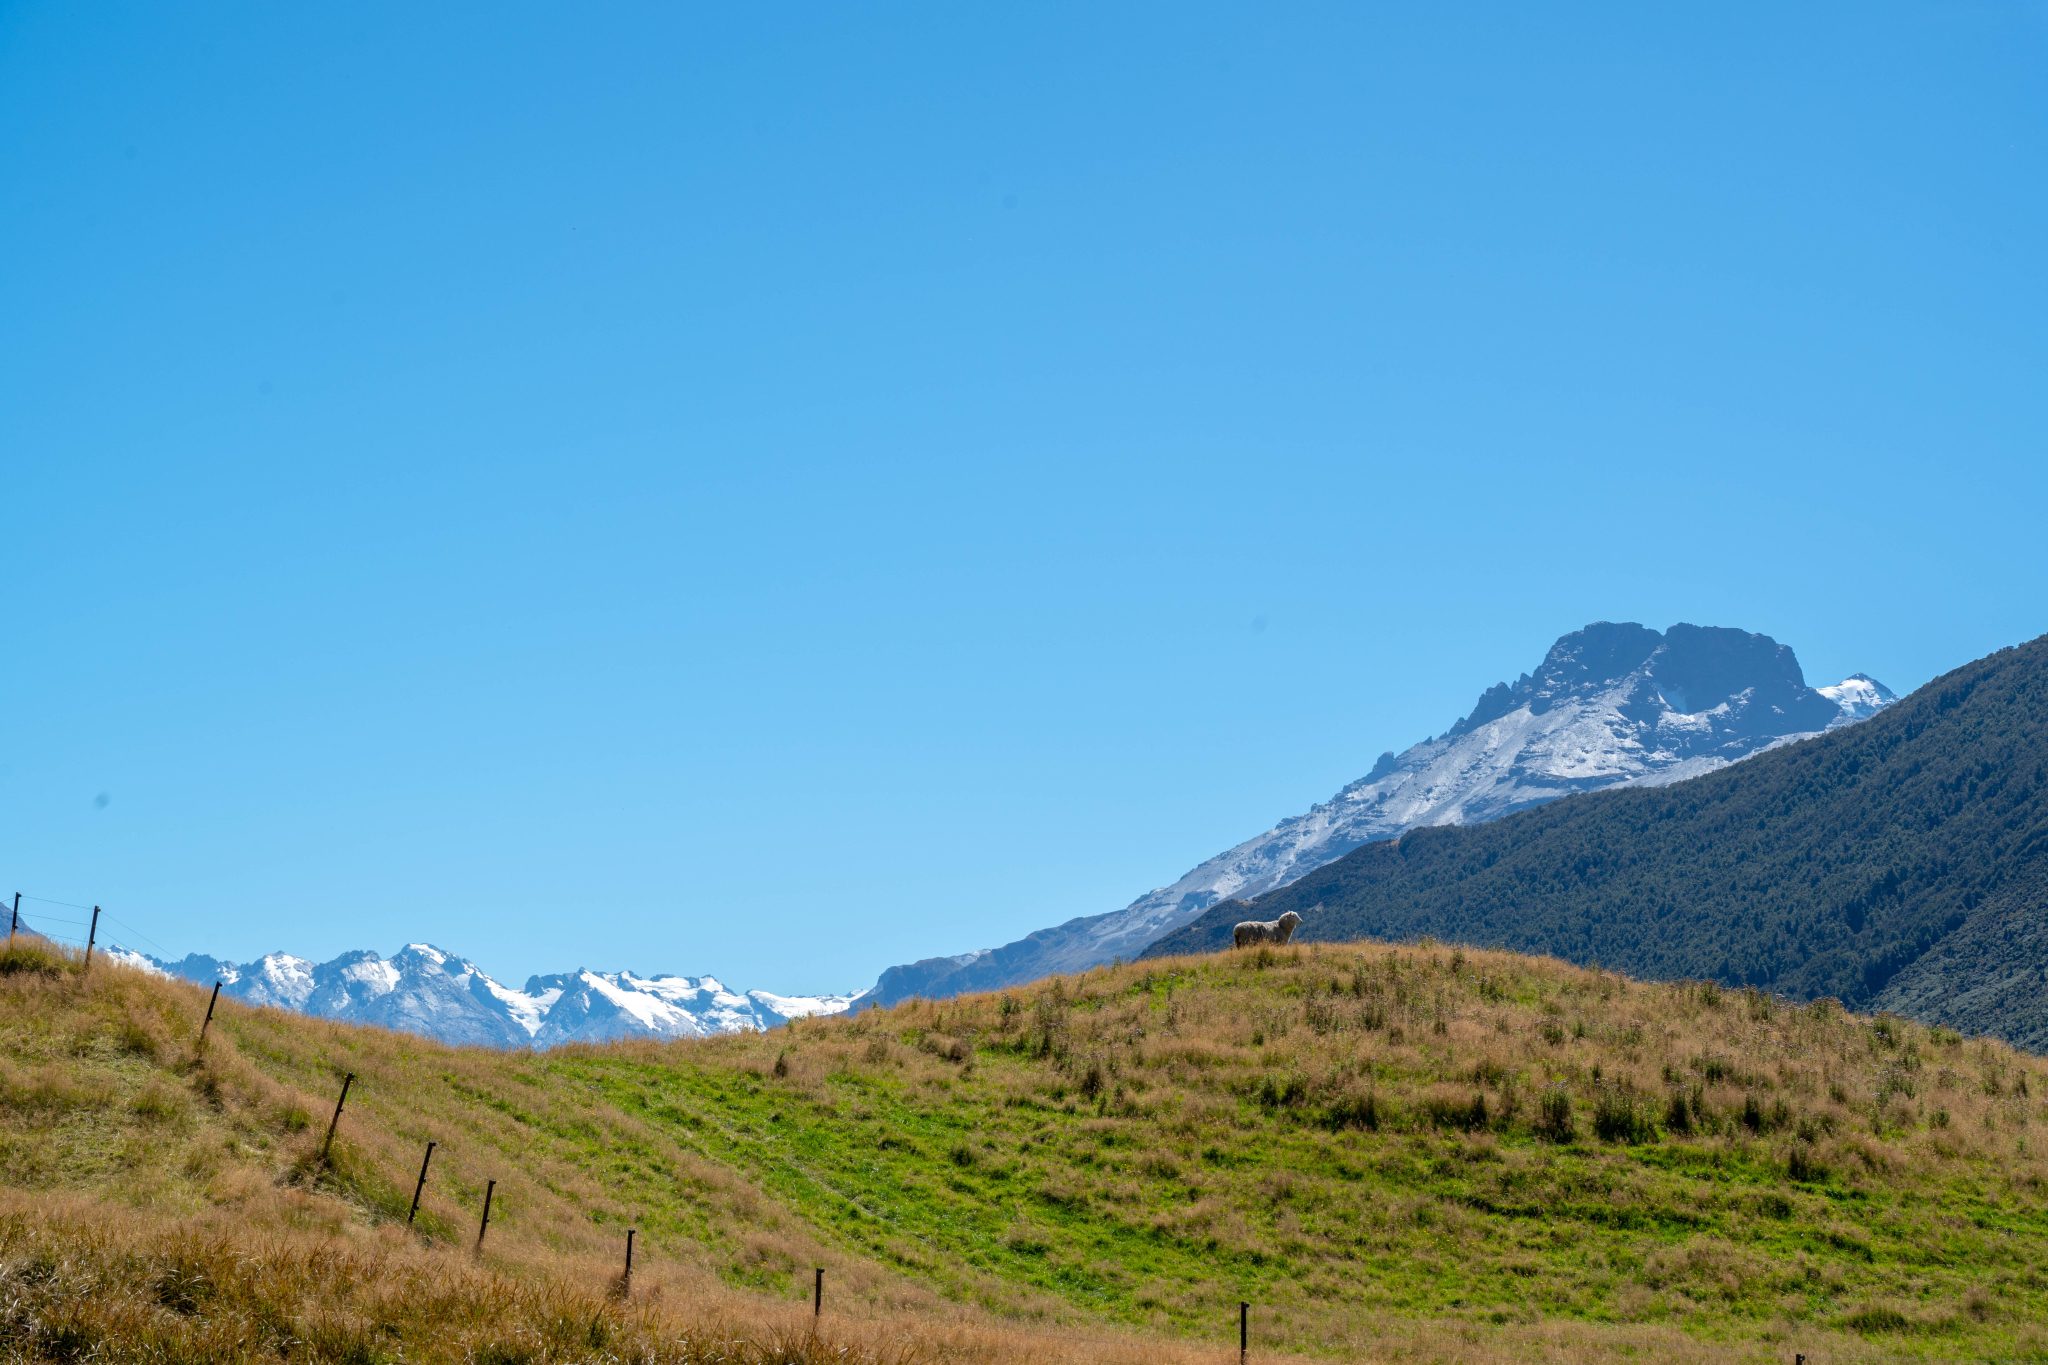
[86,617,1903,1050]
[1144,630,2048,1049]
[110,941,866,1048]
[869,622,1894,1006]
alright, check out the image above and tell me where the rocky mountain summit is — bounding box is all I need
[115,941,865,1048]
[870,622,1894,1006]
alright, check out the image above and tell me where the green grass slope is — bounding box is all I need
[557,941,2048,1358]
[1145,631,2048,1045]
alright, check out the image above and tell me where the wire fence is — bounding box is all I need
[0,895,632,1320]
[11,913,90,946]
[8,888,172,956]
[20,892,93,913]
[28,930,92,947]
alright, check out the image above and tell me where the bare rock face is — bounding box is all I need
[868,621,1893,1006]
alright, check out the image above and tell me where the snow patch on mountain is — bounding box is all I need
[104,946,168,978]
[750,988,875,1022]
[487,976,558,1036]
[226,953,320,1011]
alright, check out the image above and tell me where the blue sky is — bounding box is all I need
[4,3,2045,992]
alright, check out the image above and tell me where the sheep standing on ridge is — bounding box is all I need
[1233,910,1303,949]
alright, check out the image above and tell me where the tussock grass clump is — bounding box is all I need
[0,939,72,980]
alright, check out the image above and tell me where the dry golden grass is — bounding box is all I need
[0,1193,1964,1365]
[964,937,2048,1188]
[0,1192,1248,1365]
[1,932,2041,1362]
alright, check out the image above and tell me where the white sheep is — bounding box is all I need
[1233,910,1303,949]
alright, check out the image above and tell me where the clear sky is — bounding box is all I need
[4,3,2045,993]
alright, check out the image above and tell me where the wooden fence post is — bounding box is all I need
[321,1074,354,1161]
[1240,1301,1248,1364]
[199,982,223,1044]
[8,893,17,947]
[83,906,100,969]
[625,1229,635,1282]
[408,1142,436,1224]
[814,1267,823,1318]
[477,1180,496,1247]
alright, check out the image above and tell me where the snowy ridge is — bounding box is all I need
[1817,674,1893,721]
[134,942,868,1050]
[870,622,1896,1005]
[103,946,168,978]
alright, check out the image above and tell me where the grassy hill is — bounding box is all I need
[0,934,1181,1365]
[1146,632,2048,1047]
[5,931,2048,1362]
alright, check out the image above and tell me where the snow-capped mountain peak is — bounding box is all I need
[1817,673,1897,721]
[229,952,320,1010]
[869,621,1897,1006]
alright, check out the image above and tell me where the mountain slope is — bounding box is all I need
[875,622,1891,1006]
[121,941,866,1048]
[1143,631,2048,1045]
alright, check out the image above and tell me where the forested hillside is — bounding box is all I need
[1143,633,2048,1045]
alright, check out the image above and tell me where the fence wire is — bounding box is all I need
[20,892,94,913]
[9,888,176,958]
[102,911,169,956]
[18,924,89,946]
